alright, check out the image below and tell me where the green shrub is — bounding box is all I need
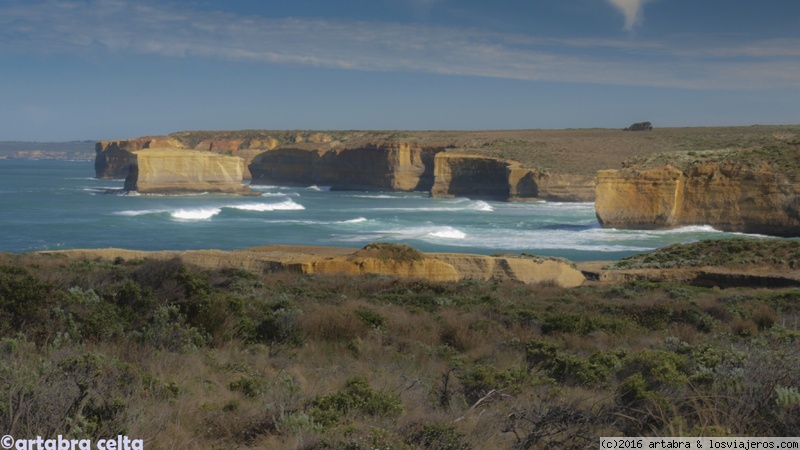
[354,308,388,329]
[362,243,424,262]
[309,377,403,427]
[619,349,688,387]
[229,376,269,398]
[540,312,632,336]
[406,423,470,450]
[140,305,209,351]
[459,364,528,404]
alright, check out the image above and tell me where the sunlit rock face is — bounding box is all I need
[124,148,251,195]
[595,162,800,237]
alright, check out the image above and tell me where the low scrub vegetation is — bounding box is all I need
[0,251,799,448]
[606,238,800,270]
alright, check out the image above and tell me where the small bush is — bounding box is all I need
[309,377,403,427]
[406,423,470,450]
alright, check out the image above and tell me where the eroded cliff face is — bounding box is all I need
[431,153,512,200]
[248,143,444,191]
[510,169,597,202]
[595,162,800,236]
[124,148,251,195]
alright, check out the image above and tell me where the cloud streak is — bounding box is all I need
[1,0,799,90]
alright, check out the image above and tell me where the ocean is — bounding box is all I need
[0,159,774,261]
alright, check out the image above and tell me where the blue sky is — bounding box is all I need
[1,0,799,141]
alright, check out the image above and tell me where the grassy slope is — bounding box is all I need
[2,244,799,448]
[169,125,800,175]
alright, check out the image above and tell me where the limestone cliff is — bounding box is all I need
[595,145,800,236]
[97,131,601,202]
[124,148,251,195]
[248,143,443,191]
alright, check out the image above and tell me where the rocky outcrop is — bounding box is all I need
[431,253,585,287]
[35,245,586,287]
[124,148,251,195]
[595,157,800,236]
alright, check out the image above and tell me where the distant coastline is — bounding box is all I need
[0,140,95,161]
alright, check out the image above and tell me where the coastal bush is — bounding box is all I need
[308,376,403,426]
[540,311,632,336]
[362,242,424,263]
[459,364,528,404]
[405,423,470,450]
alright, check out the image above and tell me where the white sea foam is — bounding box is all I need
[428,227,467,239]
[308,185,331,191]
[351,194,400,199]
[114,209,168,217]
[257,191,300,197]
[370,201,495,213]
[472,200,494,212]
[229,200,305,212]
[248,184,296,190]
[171,208,221,220]
[338,217,368,224]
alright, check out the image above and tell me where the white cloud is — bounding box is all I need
[0,0,799,90]
[607,0,649,31]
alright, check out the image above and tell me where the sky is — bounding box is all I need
[1,0,799,141]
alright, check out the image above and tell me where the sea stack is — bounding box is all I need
[124,148,252,195]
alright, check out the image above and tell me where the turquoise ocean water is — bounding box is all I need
[0,160,774,261]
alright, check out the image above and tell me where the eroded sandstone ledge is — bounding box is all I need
[34,244,587,288]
